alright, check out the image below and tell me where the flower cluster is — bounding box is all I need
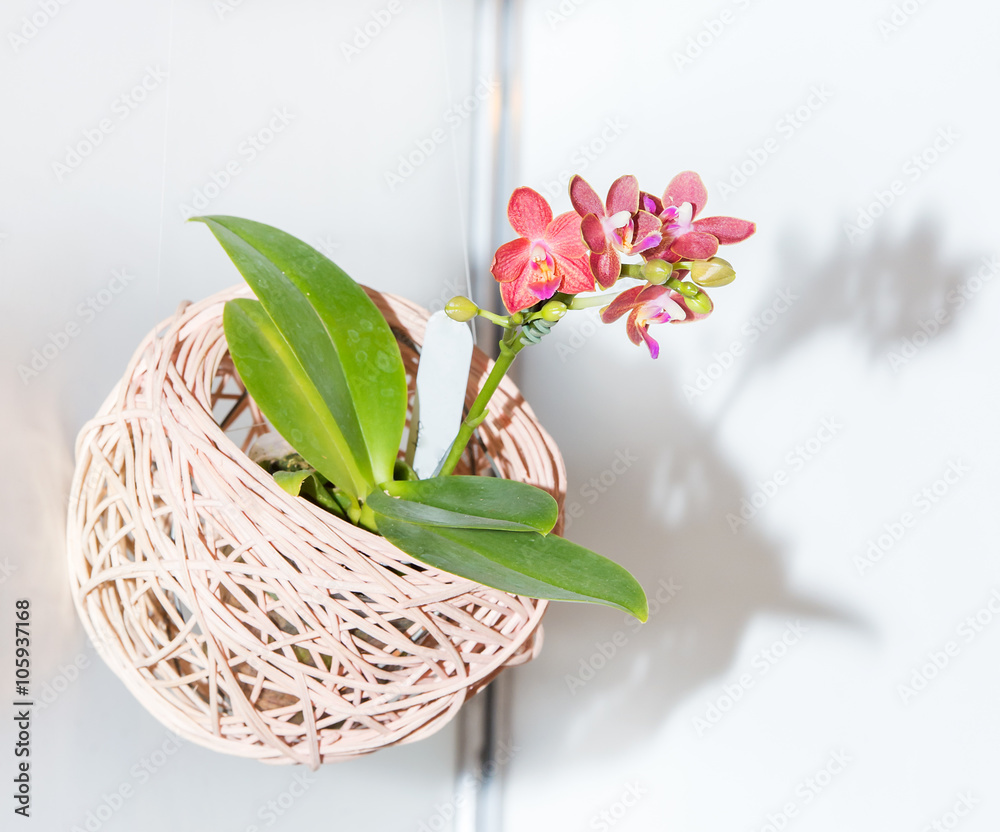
[194,173,757,621]
[486,171,755,358]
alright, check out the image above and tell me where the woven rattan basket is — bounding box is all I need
[66,285,566,767]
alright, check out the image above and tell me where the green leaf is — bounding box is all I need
[371,514,649,620]
[367,488,538,532]
[376,476,559,534]
[266,458,352,520]
[193,215,407,487]
[299,474,351,520]
[223,299,368,496]
[273,470,313,496]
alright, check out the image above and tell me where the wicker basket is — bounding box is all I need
[66,285,565,767]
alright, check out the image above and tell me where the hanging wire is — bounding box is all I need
[436,0,477,344]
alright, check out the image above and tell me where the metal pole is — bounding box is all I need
[453,0,521,830]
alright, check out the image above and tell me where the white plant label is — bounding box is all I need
[408,311,474,478]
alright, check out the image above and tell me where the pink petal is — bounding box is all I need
[625,310,643,346]
[490,237,531,283]
[649,294,685,322]
[569,175,605,218]
[662,171,708,217]
[600,285,643,323]
[606,175,639,215]
[580,213,607,253]
[635,283,670,305]
[638,325,661,359]
[590,249,620,289]
[508,187,552,239]
[554,254,596,295]
[640,237,681,263]
[693,216,756,244]
[640,191,662,215]
[670,231,719,260]
[635,232,662,252]
[546,211,587,258]
[500,277,542,314]
[627,210,663,255]
[527,272,561,302]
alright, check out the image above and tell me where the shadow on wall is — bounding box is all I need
[3,215,983,767]
[0,361,82,677]
[722,217,975,402]
[515,217,981,759]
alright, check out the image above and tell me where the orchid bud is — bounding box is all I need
[641,258,673,285]
[685,289,713,315]
[445,296,479,322]
[689,257,736,288]
[540,300,567,322]
[668,279,701,299]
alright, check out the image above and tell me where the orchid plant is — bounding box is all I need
[193,171,754,623]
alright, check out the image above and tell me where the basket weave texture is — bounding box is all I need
[66,285,566,767]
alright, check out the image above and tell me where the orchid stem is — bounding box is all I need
[438,336,526,476]
[477,309,513,327]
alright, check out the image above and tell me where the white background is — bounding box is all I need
[2,1,999,830]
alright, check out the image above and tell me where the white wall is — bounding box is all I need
[509,1,1000,830]
[2,0,998,830]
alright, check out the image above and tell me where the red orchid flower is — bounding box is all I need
[491,187,594,313]
[570,174,662,289]
[600,284,687,359]
[641,171,755,262]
